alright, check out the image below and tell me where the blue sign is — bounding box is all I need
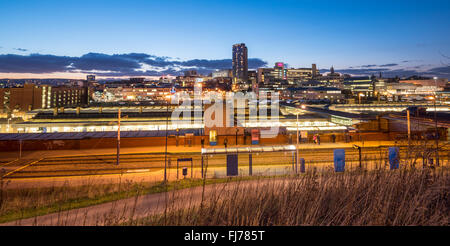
[389,147,400,170]
[170,87,176,94]
[300,158,305,173]
[227,154,238,176]
[334,149,345,172]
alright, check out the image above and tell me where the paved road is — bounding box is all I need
[0,178,287,226]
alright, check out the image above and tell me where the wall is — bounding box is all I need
[1,131,438,152]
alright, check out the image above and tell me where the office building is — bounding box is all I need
[184,70,200,77]
[283,87,344,102]
[343,76,376,97]
[0,84,87,113]
[257,63,317,86]
[312,64,318,78]
[212,69,232,78]
[316,66,342,83]
[232,43,248,83]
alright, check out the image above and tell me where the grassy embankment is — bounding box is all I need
[129,167,449,226]
[0,174,281,224]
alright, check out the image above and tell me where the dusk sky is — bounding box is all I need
[0,0,449,79]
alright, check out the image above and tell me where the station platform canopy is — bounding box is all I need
[201,145,296,155]
[0,129,200,141]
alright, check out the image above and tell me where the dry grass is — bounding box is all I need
[132,167,449,226]
[1,140,448,225]
[0,174,275,224]
[0,177,146,223]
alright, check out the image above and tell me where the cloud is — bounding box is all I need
[375,69,426,78]
[319,65,450,79]
[327,68,391,75]
[14,48,28,52]
[70,53,144,73]
[425,66,450,75]
[0,54,74,73]
[0,52,446,79]
[379,63,398,67]
[0,53,268,77]
[359,63,398,68]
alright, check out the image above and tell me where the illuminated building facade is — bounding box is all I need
[2,106,347,134]
[257,63,317,85]
[212,69,232,78]
[343,77,376,97]
[282,87,344,101]
[0,84,86,113]
[100,86,188,102]
[232,43,248,83]
[399,78,447,87]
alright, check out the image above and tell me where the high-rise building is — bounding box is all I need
[312,64,318,78]
[248,70,258,93]
[232,43,248,83]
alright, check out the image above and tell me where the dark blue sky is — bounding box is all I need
[0,0,449,78]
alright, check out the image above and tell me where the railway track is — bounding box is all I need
[4,145,449,179]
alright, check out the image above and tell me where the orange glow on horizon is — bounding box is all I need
[0,72,166,80]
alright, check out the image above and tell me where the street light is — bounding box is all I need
[407,108,411,146]
[163,94,173,183]
[7,117,11,133]
[296,111,300,174]
[353,144,362,169]
[358,93,364,104]
[115,108,128,166]
[117,108,121,166]
[297,103,307,172]
[433,77,439,166]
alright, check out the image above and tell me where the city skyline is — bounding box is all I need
[0,0,448,230]
[0,50,448,80]
[0,0,450,79]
